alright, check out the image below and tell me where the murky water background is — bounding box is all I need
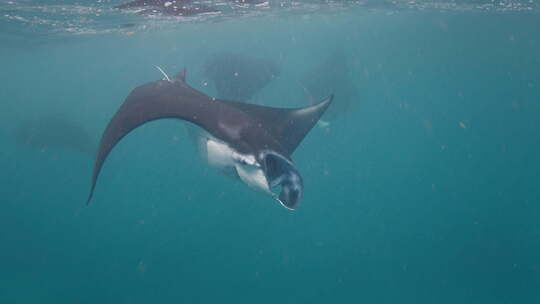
[1,1,539,303]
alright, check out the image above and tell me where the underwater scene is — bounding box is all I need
[1,0,540,303]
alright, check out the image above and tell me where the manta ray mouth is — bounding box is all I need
[260,151,304,210]
[234,150,304,210]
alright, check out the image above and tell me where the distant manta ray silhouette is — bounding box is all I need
[87,68,332,210]
[301,48,357,126]
[203,52,280,101]
[14,115,95,156]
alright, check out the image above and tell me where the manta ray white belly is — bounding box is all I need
[203,137,272,195]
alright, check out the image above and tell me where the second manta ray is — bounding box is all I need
[87,69,332,210]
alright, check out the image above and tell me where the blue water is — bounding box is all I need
[1,1,540,303]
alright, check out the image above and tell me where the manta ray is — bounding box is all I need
[14,115,95,156]
[301,49,357,124]
[87,68,332,210]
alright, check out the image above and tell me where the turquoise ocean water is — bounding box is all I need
[1,1,540,303]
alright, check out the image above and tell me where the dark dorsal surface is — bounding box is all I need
[87,70,331,203]
[204,52,280,101]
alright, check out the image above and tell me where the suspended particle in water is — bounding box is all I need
[137,260,147,274]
